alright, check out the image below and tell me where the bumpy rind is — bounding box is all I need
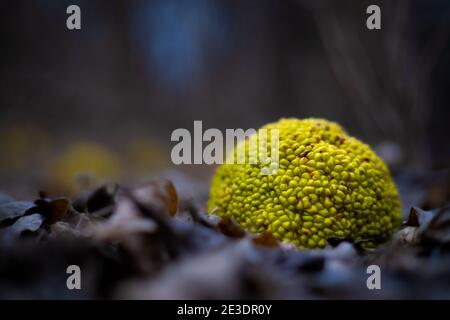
[208,118,402,249]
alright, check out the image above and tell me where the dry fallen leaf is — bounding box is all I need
[217,217,247,238]
[252,232,279,248]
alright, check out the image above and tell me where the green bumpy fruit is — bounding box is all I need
[208,118,402,249]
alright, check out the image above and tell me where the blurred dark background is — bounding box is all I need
[1,0,449,199]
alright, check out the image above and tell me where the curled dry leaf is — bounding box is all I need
[405,207,434,227]
[92,193,157,241]
[48,198,71,224]
[132,180,178,216]
[393,206,435,245]
[73,183,118,214]
[0,213,44,245]
[0,200,35,223]
[164,181,178,216]
[217,217,246,238]
[50,221,89,239]
[177,199,218,229]
[10,214,44,233]
[252,232,279,248]
[395,226,420,245]
[420,206,450,247]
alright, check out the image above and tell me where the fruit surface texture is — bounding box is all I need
[208,118,402,248]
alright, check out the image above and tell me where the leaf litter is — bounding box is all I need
[0,169,449,299]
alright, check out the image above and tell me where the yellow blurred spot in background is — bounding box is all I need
[51,142,122,195]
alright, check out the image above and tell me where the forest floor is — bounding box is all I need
[0,168,449,299]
